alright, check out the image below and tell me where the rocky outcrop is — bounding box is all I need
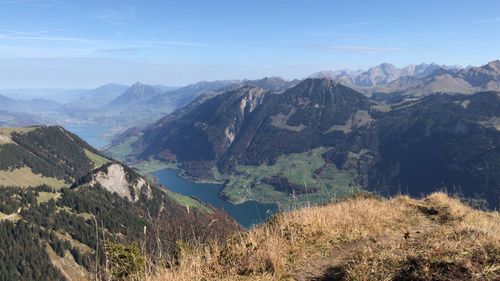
[91,163,152,202]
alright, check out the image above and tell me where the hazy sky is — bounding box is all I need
[0,0,499,88]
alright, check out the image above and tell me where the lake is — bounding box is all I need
[153,169,278,228]
[64,123,111,149]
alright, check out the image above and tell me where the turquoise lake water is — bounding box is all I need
[153,169,278,228]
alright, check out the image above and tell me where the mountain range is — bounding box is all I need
[0,94,61,113]
[1,60,500,281]
[60,83,129,111]
[311,63,459,86]
[2,60,499,143]
[111,75,500,208]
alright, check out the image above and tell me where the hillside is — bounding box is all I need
[107,83,164,108]
[112,78,500,208]
[148,193,500,280]
[0,126,238,281]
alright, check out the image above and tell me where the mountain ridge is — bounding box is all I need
[0,125,239,280]
[111,78,500,208]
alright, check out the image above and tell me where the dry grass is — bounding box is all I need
[0,127,36,144]
[0,166,66,188]
[47,245,91,281]
[143,193,499,280]
[84,149,111,169]
[0,211,21,222]
[37,191,62,203]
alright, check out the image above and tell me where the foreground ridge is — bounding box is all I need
[148,193,500,280]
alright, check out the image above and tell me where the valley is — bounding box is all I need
[2,1,500,279]
[108,64,500,210]
[1,60,499,281]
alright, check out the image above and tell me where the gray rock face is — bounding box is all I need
[91,163,152,202]
[311,63,459,87]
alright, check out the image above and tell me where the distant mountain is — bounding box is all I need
[355,63,403,86]
[61,83,129,111]
[458,60,500,88]
[310,69,361,85]
[107,82,164,108]
[90,78,297,133]
[240,77,300,92]
[311,63,458,87]
[113,78,500,208]
[366,60,500,100]
[0,94,60,113]
[0,126,238,280]
[24,98,61,111]
[0,94,19,111]
[154,80,237,111]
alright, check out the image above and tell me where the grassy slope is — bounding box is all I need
[107,136,360,205]
[84,149,110,169]
[131,158,175,176]
[222,147,360,204]
[0,167,66,188]
[148,193,500,280]
[37,191,61,203]
[0,126,92,188]
[104,135,140,161]
[46,245,90,281]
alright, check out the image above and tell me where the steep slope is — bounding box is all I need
[129,85,271,176]
[149,192,500,281]
[0,126,106,185]
[107,83,164,108]
[367,92,500,208]
[130,78,372,173]
[120,79,374,203]
[150,77,298,116]
[458,60,500,87]
[116,79,500,208]
[0,126,239,281]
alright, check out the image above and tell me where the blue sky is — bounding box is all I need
[0,0,499,88]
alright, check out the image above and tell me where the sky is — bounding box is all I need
[0,0,499,88]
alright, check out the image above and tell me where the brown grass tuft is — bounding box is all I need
[146,193,500,281]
